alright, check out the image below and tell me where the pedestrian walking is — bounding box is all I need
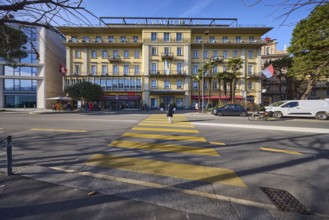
[167,103,174,123]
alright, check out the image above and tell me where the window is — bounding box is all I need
[20,53,37,63]
[177,80,182,89]
[223,50,228,59]
[209,36,216,43]
[91,64,97,75]
[75,50,81,58]
[69,36,77,42]
[282,101,299,108]
[193,81,198,89]
[213,65,218,74]
[164,80,170,89]
[113,65,119,74]
[193,50,198,59]
[74,64,81,75]
[151,98,158,108]
[248,64,254,75]
[120,36,127,42]
[124,50,129,59]
[248,81,253,90]
[151,63,157,74]
[102,50,108,59]
[266,47,271,55]
[112,78,118,89]
[177,63,183,73]
[223,65,227,72]
[113,50,119,58]
[248,51,254,58]
[151,32,157,42]
[134,65,140,75]
[91,50,97,59]
[124,78,130,90]
[249,36,255,43]
[164,32,170,42]
[193,65,198,75]
[164,47,170,55]
[222,36,228,43]
[102,64,108,75]
[233,50,238,57]
[106,79,112,90]
[151,47,157,56]
[176,98,183,107]
[134,50,140,59]
[177,47,183,56]
[151,79,157,88]
[133,36,138,42]
[136,78,142,90]
[95,36,102,43]
[124,65,129,75]
[196,36,201,43]
[213,50,218,57]
[82,36,89,42]
[203,50,208,59]
[213,81,218,89]
[130,78,135,89]
[236,36,241,43]
[176,33,182,42]
[118,78,124,89]
[108,36,114,42]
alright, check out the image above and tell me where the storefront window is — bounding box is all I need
[5,95,36,108]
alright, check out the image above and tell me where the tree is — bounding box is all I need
[65,81,103,102]
[213,71,225,106]
[203,59,216,107]
[288,3,329,99]
[0,0,99,30]
[0,24,27,63]
[227,57,244,103]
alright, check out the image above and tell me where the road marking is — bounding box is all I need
[260,147,303,155]
[132,127,199,133]
[30,128,87,133]
[87,154,246,187]
[109,140,219,156]
[138,123,195,128]
[192,122,329,134]
[123,132,207,142]
[49,166,276,211]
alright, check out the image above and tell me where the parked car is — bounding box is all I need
[212,104,248,117]
[265,99,329,120]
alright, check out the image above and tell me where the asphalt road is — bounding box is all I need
[0,111,328,219]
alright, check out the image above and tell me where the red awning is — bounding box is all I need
[191,95,243,100]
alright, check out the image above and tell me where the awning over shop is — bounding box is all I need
[101,95,141,100]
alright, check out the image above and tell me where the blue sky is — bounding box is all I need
[81,0,313,50]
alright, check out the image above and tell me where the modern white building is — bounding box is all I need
[0,25,66,109]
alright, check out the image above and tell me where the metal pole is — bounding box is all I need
[6,136,12,176]
[201,41,204,114]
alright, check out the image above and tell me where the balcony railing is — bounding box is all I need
[210,56,224,63]
[247,72,262,79]
[149,70,186,76]
[108,55,122,63]
[161,52,174,60]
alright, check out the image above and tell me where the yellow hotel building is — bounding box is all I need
[57,17,272,110]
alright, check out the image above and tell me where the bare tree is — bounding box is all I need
[241,0,329,25]
[0,0,100,30]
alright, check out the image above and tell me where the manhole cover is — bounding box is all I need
[261,187,312,215]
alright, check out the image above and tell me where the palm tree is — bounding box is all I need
[194,70,203,106]
[213,71,225,106]
[203,60,216,107]
[227,57,243,103]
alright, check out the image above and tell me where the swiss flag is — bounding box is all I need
[59,63,68,75]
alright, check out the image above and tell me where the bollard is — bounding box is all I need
[6,136,12,176]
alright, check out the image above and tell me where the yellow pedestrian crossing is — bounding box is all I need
[123,132,208,142]
[85,114,246,189]
[87,154,246,188]
[132,127,199,133]
[109,140,219,156]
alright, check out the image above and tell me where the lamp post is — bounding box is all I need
[201,30,209,114]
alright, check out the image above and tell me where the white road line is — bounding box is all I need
[192,123,329,134]
[49,166,277,211]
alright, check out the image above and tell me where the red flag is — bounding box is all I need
[59,63,67,75]
[262,64,274,78]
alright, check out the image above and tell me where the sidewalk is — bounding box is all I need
[0,172,218,220]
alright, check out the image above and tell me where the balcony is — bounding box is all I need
[161,52,174,60]
[247,72,262,79]
[149,70,186,77]
[108,55,121,63]
[210,56,224,63]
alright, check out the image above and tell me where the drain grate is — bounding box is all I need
[261,187,312,215]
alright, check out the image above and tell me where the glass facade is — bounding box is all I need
[4,95,36,108]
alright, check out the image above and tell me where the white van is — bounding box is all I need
[265,99,329,120]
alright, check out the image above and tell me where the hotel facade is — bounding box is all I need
[58,17,272,110]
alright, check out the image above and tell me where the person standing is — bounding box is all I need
[167,103,174,123]
[195,102,199,112]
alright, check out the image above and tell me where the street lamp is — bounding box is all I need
[201,30,209,114]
